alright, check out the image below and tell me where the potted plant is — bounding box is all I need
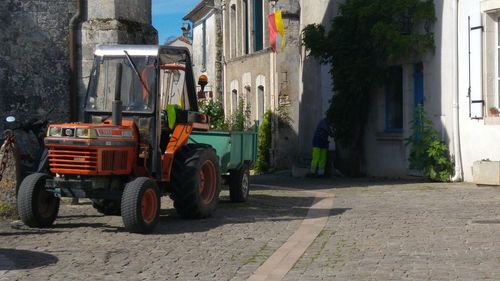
[489,106,499,117]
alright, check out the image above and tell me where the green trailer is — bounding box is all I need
[188,125,258,202]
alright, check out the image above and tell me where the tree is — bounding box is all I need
[302,0,435,176]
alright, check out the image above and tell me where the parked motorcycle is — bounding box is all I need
[0,112,51,191]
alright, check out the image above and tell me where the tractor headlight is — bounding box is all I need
[48,127,62,137]
[76,128,97,138]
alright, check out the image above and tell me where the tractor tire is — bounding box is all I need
[170,144,221,219]
[91,199,121,216]
[121,177,160,234]
[17,173,60,228]
[229,165,250,202]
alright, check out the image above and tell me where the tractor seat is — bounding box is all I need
[160,104,179,153]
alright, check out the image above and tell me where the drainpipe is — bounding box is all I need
[218,1,225,102]
[69,0,84,122]
[222,0,228,119]
[451,0,463,181]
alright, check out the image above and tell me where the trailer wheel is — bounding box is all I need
[121,177,160,233]
[229,165,250,202]
[92,199,121,216]
[171,144,221,219]
[17,173,59,228]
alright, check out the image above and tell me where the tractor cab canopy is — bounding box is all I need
[83,45,200,178]
[84,44,198,117]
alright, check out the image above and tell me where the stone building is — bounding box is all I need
[218,0,336,169]
[166,35,192,53]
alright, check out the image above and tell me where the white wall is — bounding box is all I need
[192,11,218,95]
[457,0,500,181]
[363,0,457,178]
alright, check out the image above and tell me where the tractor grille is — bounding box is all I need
[49,148,98,174]
[101,150,128,171]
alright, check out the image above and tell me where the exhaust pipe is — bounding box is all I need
[112,64,123,126]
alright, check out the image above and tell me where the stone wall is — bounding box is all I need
[274,1,301,169]
[0,0,157,130]
[0,0,76,133]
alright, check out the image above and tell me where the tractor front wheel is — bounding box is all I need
[170,144,221,219]
[17,173,60,228]
[121,177,160,233]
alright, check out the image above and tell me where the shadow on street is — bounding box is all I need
[251,173,431,191]
[0,248,58,270]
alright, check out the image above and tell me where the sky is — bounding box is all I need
[152,0,200,44]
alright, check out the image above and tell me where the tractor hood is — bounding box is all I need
[44,121,138,176]
[44,120,139,151]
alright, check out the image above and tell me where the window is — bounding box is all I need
[385,66,403,132]
[257,85,264,121]
[230,4,237,58]
[232,89,238,115]
[482,6,500,118]
[253,0,263,51]
[256,75,266,120]
[243,0,249,55]
[87,56,156,113]
[413,63,424,107]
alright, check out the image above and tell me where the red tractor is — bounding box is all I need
[17,45,222,233]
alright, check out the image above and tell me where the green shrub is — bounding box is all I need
[199,99,254,131]
[255,110,272,173]
[225,99,252,131]
[406,105,453,181]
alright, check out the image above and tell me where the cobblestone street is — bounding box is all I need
[1,175,500,280]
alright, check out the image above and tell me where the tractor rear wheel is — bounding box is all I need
[170,144,221,219]
[121,177,160,233]
[17,173,60,228]
[229,165,250,202]
[92,199,121,216]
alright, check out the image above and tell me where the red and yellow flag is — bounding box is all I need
[268,10,285,52]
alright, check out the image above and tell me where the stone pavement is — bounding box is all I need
[0,174,500,280]
[279,178,500,281]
